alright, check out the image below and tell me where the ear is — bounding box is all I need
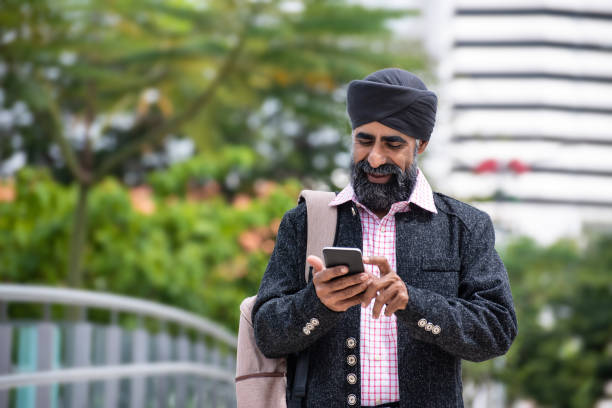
[417,140,429,154]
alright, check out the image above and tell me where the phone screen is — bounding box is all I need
[322,247,365,275]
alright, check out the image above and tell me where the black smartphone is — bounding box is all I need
[322,247,365,276]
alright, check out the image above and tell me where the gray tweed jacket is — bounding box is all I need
[252,193,517,407]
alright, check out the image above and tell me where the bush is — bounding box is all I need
[0,164,301,332]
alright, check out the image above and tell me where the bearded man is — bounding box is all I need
[252,68,517,408]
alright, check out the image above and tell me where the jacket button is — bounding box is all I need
[302,327,311,335]
[347,394,357,405]
[425,322,433,331]
[305,322,315,331]
[418,318,427,327]
[347,354,357,366]
[347,373,357,385]
[346,337,357,349]
[432,325,441,335]
[310,318,319,326]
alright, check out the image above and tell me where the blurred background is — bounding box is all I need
[0,0,611,407]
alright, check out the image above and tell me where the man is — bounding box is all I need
[252,68,517,407]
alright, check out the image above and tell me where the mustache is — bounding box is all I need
[354,160,403,178]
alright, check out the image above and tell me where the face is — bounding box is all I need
[350,121,428,213]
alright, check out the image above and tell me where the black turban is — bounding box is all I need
[346,68,437,141]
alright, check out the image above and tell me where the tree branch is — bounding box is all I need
[92,9,255,183]
[47,95,90,184]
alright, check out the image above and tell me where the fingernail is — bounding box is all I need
[341,267,348,273]
[360,274,367,281]
[363,257,369,262]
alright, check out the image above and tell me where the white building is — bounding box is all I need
[410,0,612,244]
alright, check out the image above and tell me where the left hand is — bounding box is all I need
[361,256,409,318]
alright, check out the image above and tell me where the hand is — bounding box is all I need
[361,256,409,318]
[307,255,371,312]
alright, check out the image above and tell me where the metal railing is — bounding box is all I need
[0,284,237,408]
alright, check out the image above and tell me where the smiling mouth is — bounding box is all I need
[367,173,392,183]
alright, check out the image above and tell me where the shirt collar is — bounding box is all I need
[329,167,437,214]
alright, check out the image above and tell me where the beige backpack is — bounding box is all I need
[235,190,337,408]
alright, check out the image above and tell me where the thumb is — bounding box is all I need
[306,255,325,273]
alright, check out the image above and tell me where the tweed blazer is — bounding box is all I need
[252,192,518,407]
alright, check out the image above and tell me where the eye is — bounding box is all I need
[387,143,402,149]
[357,140,373,146]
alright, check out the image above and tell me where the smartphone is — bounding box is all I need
[322,247,365,276]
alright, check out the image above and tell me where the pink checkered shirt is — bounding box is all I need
[329,168,437,406]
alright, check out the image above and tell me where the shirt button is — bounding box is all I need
[347,355,357,366]
[310,318,319,327]
[347,394,357,405]
[376,398,382,405]
[346,337,357,349]
[417,318,428,328]
[374,353,381,361]
[346,373,357,385]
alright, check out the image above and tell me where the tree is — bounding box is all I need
[0,158,301,332]
[496,236,612,408]
[0,0,424,286]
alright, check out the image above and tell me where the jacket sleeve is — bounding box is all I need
[252,203,343,358]
[395,213,518,362]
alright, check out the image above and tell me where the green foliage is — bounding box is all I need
[2,0,426,288]
[147,145,259,196]
[1,0,425,184]
[0,162,300,332]
[494,237,612,407]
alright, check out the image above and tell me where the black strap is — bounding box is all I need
[287,349,310,408]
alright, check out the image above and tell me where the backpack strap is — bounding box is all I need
[298,190,338,283]
[288,190,337,407]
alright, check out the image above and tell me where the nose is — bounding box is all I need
[367,146,386,168]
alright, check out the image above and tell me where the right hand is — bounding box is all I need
[307,255,371,312]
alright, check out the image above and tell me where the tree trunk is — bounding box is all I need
[67,183,89,287]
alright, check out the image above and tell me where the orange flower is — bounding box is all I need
[233,194,251,210]
[239,230,262,253]
[262,239,275,254]
[0,180,16,202]
[273,70,291,86]
[187,180,220,201]
[269,218,282,235]
[129,186,155,215]
[254,179,277,198]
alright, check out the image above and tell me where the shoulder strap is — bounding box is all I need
[298,190,338,283]
[288,190,337,408]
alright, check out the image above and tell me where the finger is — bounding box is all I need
[363,256,393,276]
[384,295,407,316]
[329,273,369,292]
[314,265,350,283]
[337,292,367,311]
[372,296,386,319]
[334,281,369,301]
[383,284,409,316]
[378,286,395,306]
[360,281,379,307]
[360,275,394,307]
[306,255,325,274]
